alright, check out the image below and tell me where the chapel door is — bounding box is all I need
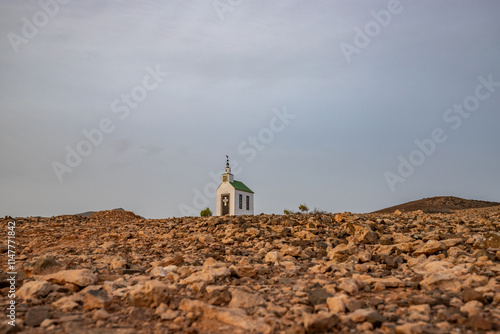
[222,194,230,215]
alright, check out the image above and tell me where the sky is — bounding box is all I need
[1,0,499,218]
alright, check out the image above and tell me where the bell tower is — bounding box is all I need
[222,155,234,183]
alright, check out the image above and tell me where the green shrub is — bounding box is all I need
[200,208,212,217]
[299,204,309,213]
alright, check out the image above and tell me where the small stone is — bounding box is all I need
[308,287,332,306]
[179,299,272,333]
[235,265,258,278]
[40,319,57,328]
[408,312,430,322]
[58,314,82,322]
[449,297,463,308]
[207,289,231,306]
[302,311,339,333]
[373,282,385,292]
[198,234,215,244]
[110,257,127,270]
[465,314,492,330]
[294,230,317,241]
[338,278,359,295]
[442,238,462,247]
[128,306,148,323]
[264,251,280,264]
[460,300,483,317]
[246,228,261,237]
[345,299,367,312]
[120,231,132,239]
[419,273,459,292]
[357,321,374,331]
[191,281,206,293]
[182,266,231,284]
[334,213,344,222]
[358,250,372,263]
[395,242,413,253]
[349,308,386,326]
[64,283,80,293]
[462,287,486,303]
[228,288,265,308]
[160,309,180,321]
[52,293,83,311]
[150,267,169,277]
[436,321,452,331]
[155,303,169,315]
[280,245,302,257]
[93,309,110,320]
[266,303,288,316]
[413,240,446,255]
[395,322,426,334]
[25,306,51,327]
[17,281,52,300]
[352,224,378,244]
[327,244,352,261]
[84,289,112,310]
[447,246,466,258]
[377,244,395,256]
[326,295,346,313]
[53,295,80,312]
[24,256,65,276]
[129,280,174,308]
[408,304,431,314]
[99,241,115,251]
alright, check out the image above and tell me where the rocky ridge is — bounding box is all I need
[373,196,499,214]
[1,206,500,333]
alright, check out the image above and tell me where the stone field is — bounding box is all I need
[1,206,500,333]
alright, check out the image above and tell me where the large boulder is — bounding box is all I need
[17,281,52,300]
[128,280,175,308]
[40,269,97,287]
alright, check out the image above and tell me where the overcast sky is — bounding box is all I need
[1,0,499,218]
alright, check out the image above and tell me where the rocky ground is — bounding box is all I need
[1,207,500,333]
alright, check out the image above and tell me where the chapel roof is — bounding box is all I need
[230,180,254,193]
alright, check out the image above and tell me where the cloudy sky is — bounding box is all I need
[1,0,499,218]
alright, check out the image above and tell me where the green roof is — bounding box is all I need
[231,180,254,193]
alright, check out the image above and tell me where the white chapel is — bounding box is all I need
[216,156,254,216]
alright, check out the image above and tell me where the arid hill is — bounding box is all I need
[373,196,499,214]
[1,207,499,333]
[75,208,144,220]
[75,208,126,218]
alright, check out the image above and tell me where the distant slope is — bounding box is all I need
[372,196,500,214]
[75,208,125,217]
[90,209,142,220]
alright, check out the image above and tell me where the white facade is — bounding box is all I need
[216,158,254,216]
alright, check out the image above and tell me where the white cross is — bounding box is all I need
[223,197,228,206]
